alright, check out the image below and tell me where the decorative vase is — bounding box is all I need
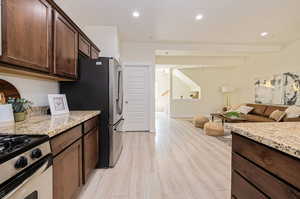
[14,112,26,122]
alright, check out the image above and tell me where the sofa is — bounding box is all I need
[241,104,300,122]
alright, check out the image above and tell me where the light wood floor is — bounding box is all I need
[79,113,231,199]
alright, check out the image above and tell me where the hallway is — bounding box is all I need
[79,113,231,199]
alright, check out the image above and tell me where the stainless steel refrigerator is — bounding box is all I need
[60,56,124,168]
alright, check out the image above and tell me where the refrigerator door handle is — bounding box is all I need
[113,118,124,131]
[116,70,123,115]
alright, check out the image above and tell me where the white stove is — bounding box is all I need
[0,134,52,199]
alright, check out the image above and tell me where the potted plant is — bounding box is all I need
[224,111,240,119]
[7,98,32,122]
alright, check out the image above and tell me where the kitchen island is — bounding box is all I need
[226,122,300,199]
[0,110,101,199]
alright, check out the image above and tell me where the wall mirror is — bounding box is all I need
[0,79,21,104]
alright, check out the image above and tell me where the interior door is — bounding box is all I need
[123,65,150,131]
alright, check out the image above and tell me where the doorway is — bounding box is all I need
[155,68,170,115]
[123,65,151,131]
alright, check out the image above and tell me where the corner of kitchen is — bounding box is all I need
[0,0,124,199]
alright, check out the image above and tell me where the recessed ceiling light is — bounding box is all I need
[260,32,269,37]
[195,14,203,21]
[132,11,140,18]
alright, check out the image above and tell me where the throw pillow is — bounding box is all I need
[250,105,267,116]
[229,104,241,111]
[285,105,300,118]
[236,105,254,115]
[269,110,286,122]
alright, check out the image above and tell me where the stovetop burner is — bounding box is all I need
[0,135,31,155]
[0,134,49,164]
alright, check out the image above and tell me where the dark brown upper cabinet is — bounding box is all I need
[79,35,91,57]
[91,46,100,59]
[53,11,78,79]
[1,0,52,72]
[0,0,100,80]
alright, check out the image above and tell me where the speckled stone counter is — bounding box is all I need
[0,111,101,138]
[225,122,300,159]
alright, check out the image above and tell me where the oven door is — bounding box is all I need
[0,155,52,199]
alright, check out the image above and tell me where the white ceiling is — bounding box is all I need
[55,0,300,45]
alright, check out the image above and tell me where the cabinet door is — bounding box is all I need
[53,11,78,79]
[53,140,82,199]
[90,46,99,59]
[79,35,91,57]
[83,128,99,183]
[2,0,52,72]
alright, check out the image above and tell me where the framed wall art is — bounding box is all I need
[48,94,69,115]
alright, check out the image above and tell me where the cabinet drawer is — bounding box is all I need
[84,117,98,134]
[51,125,82,156]
[232,153,300,199]
[79,35,91,57]
[232,171,267,199]
[232,133,300,190]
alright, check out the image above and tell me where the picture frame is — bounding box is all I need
[0,104,14,124]
[48,94,69,115]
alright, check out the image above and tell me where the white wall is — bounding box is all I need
[168,39,300,118]
[170,67,236,117]
[172,75,193,99]
[83,26,120,60]
[232,40,300,104]
[0,73,59,106]
[170,99,203,118]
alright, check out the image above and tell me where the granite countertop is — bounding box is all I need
[0,111,101,138]
[225,122,300,159]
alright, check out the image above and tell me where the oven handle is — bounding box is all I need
[0,154,52,199]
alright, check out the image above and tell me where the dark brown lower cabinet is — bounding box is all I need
[52,116,99,199]
[83,128,99,183]
[232,171,267,199]
[53,139,82,199]
[232,133,300,199]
